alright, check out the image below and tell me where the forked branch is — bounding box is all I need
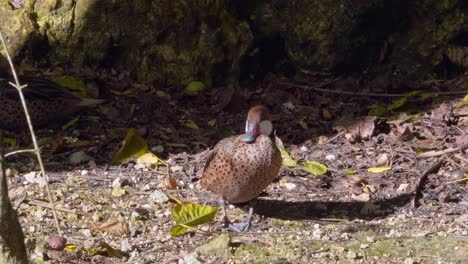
[0,30,62,236]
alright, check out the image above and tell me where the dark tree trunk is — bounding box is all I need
[0,131,28,264]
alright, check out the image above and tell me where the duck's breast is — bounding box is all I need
[201,135,281,203]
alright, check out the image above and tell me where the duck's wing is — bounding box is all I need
[202,136,238,174]
[0,76,79,100]
[0,76,104,105]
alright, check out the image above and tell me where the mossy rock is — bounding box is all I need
[0,0,253,86]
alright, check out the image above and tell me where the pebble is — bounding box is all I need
[120,239,132,252]
[340,233,350,240]
[346,250,357,259]
[312,229,323,239]
[112,177,122,188]
[284,182,297,190]
[376,153,389,166]
[171,166,183,172]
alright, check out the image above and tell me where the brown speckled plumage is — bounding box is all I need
[202,105,281,199]
[201,134,281,203]
[0,76,103,130]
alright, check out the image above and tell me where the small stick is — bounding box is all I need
[445,177,468,184]
[417,143,468,158]
[321,131,345,145]
[453,154,468,164]
[5,149,36,157]
[27,199,79,214]
[412,158,445,208]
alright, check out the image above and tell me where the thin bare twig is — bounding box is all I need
[27,199,80,215]
[417,143,468,158]
[453,154,468,164]
[0,30,62,235]
[321,131,345,145]
[5,148,37,157]
[412,158,445,208]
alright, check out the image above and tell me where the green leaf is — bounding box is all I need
[169,225,187,237]
[84,242,124,258]
[401,114,422,123]
[2,137,17,147]
[184,81,206,96]
[136,152,166,168]
[368,167,392,173]
[406,90,423,96]
[388,97,408,111]
[419,93,437,101]
[111,186,127,197]
[182,119,199,129]
[112,128,148,163]
[170,202,220,236]
[458,94,468,108]
[368,105,389,117]
[52,76,87,97]
[387,114,422,125]
[37,137,53,147]
[345,169,357,175]
[64,244,78,252]
[274,136,297,167]
[298,160,327,176]
[61,116,80,130]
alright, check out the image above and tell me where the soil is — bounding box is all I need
[4,70,468,263]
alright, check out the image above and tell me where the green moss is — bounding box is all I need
[2,0,466,86]
[271,219,308,230]
[2,0,253,86]
[233,234,322,263]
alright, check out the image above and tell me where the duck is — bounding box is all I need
[201,105,282,231]
[0,58,103,130]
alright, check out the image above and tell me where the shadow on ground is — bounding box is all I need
[254,193,414,221]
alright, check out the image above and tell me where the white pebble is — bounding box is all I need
[284,182,297,190]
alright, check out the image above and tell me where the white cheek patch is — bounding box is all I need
[259,120,273,136]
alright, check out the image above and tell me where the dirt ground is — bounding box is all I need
[4,71,468,263]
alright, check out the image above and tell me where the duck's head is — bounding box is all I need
[242,105,273,143]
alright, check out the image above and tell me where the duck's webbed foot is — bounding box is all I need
[227,217,252,232]
[220,199,256,232]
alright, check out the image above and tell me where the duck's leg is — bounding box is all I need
[218,198,231,228]
[227,199,257,232]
